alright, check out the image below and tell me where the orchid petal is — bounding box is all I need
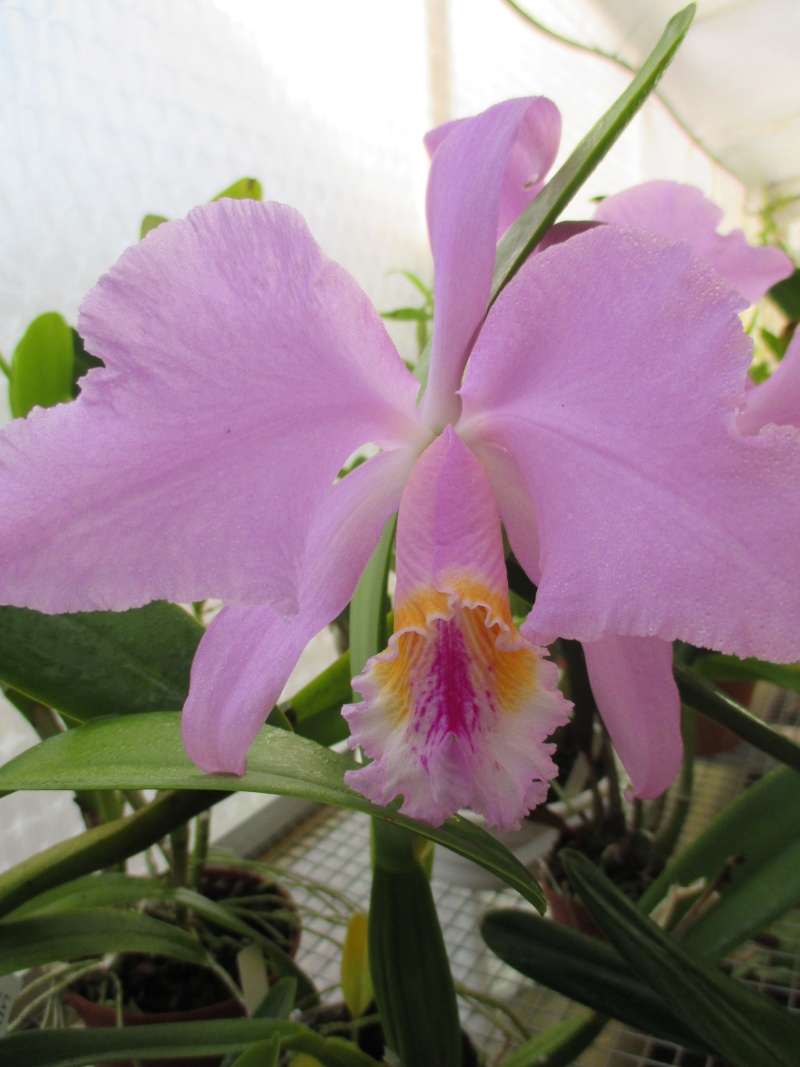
[344,428,569,831]
[594,182,793,303]
[460,225,800,663]
[468,439,542,585]
[421,98,561,428]
[582,636,682,799]
[0,200,422,615]
[183,447,416,774]
[739,330,800,433]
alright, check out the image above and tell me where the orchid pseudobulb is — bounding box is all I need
[1,98,799,831]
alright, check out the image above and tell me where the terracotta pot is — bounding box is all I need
[65,866,300,1067]
[66,987,244,1067]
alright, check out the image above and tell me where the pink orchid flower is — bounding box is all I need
[593,180,793,305]
[1,98,799,832]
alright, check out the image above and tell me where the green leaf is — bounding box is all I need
[212,177,263,201]
[0,909,213,976]
[675,663,800,773]
[349,516,395,679]
[228,1037,282,1067]
[769,267,800,319]
[253,977,298,1019]
[0,713,546,911]
[4,872,176,919]
[498,1013,608,1067]
[0,602,202,724]
[481,909,710,1053]
[693,652,800,693]
[140,213,169,238]
[369,858,461,1067]
[2,1020,378,1067]
[380,307,431,322]
[641,764,800,960]
[492,4,695,300]
[9,312,74,417]
[562,850,800,1067]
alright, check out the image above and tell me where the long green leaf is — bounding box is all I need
[0,602,202,723]
[562,850,800,1067]
[498,1013,608,1067]
[0,910,213,976]
[481,909,710,1053]
[491,4,695,299]
[2,1020,377,1067]
[0,713,546,911]
[228,1037,281,1067]
[675,663,800,773]
[9,312,74,417]
[4,872,176,919]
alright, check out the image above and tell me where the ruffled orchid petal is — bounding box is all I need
[0,199,422,615]
[582,636,682,799]
[183,447,417,774]
[421,98,561,428]
[460,225,800,664]
[739,330,800,434]
[594,182,793,304]
[343,427,570,831]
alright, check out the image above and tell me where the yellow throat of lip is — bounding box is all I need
[368,578,540,734]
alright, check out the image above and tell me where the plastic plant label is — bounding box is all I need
[0,973,21,1035]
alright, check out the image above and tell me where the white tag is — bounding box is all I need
[0,973,21,1036]
[236,943,269,1017]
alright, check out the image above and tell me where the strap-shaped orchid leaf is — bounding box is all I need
[0,602,202,723]
[561,850,800,1067]
[485,765,800,1056]
[491,4,696,298]
[2,1020,377,1067]
[0,712,546,913]
[497,1013,608,1067]
[0,909,214,976]
[675,662,800,773]
[481,909,711,1053]
[226,1037,282,1067]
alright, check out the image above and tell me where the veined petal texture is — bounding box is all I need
[460,225,800,663]
[183,447,416,774]
[0,200,422,614]
[594,181,793,304]
[344,429,569,831]
[421,97,561,428]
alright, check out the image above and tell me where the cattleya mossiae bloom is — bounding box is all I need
[1,97,799,832]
